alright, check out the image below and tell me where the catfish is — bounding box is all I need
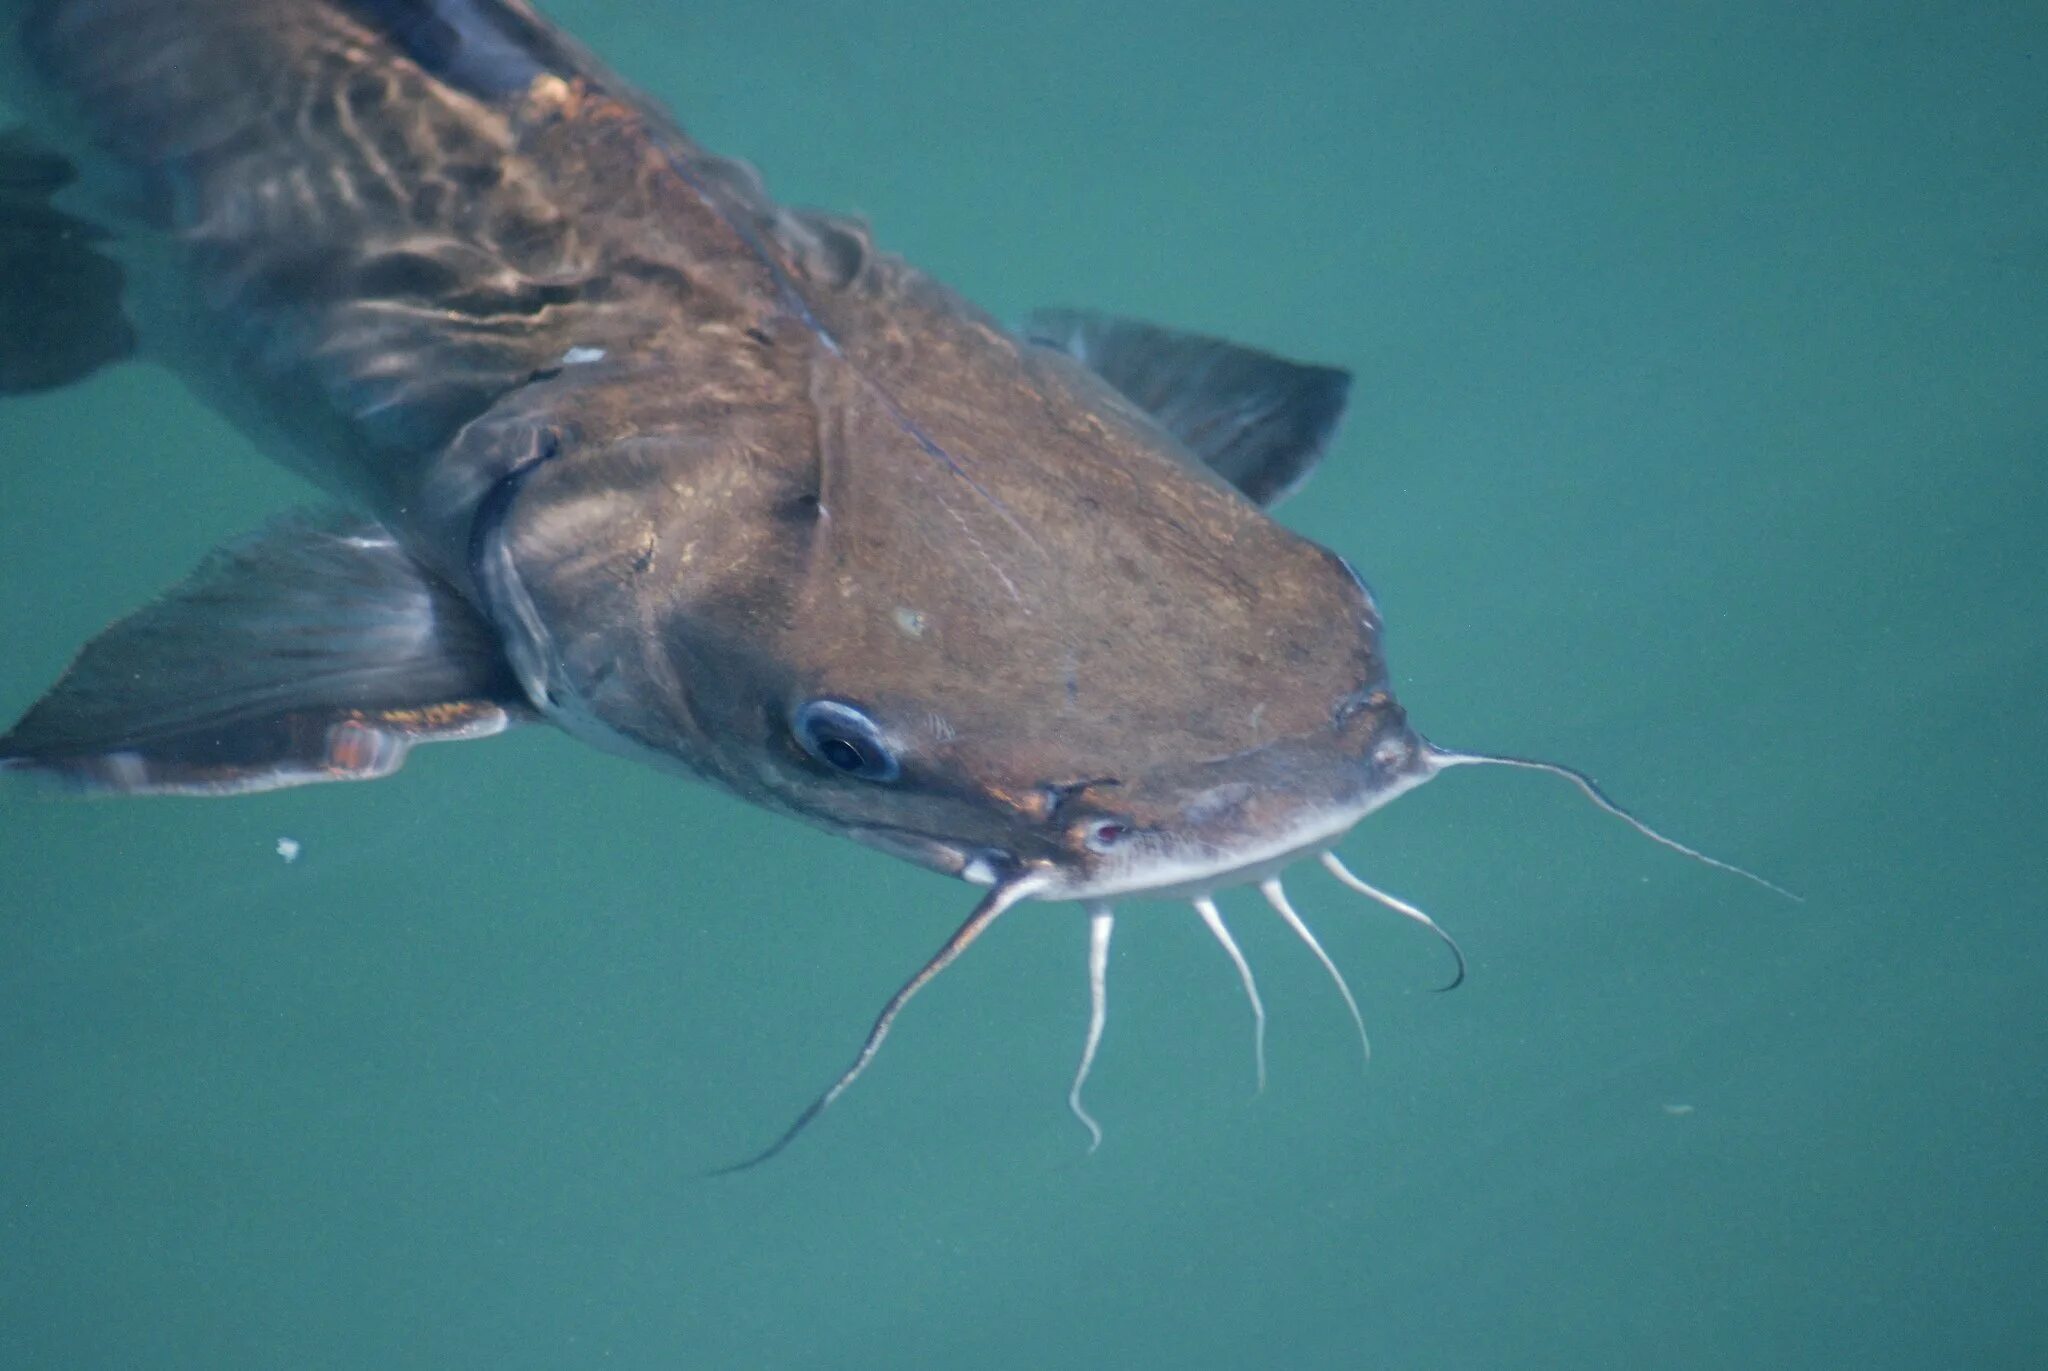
[0,0,1786,1166]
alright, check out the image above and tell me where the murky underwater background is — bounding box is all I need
[3,2,2045,1366]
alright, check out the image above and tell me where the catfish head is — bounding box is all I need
[477,341,1418,896]
[459,311,1789,1169]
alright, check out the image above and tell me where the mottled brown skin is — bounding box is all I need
[6,0,1426,899]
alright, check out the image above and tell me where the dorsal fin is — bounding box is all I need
[336,0,595,99]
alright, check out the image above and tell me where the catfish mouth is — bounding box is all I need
[1037,762,1437,903]
[843,709,1444,901]
[847,763,1427,900]
[715,737,1795,1174]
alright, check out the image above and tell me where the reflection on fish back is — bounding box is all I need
[8,0,805,511]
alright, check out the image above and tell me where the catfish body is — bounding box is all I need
[1,0,1408,898]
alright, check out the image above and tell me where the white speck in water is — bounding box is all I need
[893,606,928,637]
[1661,1103,1695,1116]
[561,346,607,365]
[276,837,301,864]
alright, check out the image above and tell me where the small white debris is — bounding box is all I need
[893,606,928,638]
[275,837,301,864]
[1661,1103,1695,1116]
[561,346,607,365]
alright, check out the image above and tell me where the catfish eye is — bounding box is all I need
[792,699,900,782]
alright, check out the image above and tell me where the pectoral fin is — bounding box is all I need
[0,129,134,394]
[1,510,530,795]
[1024,308,1351,507]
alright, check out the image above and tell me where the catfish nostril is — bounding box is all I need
[1042,777,1125,823]
[1335,688,1392,728]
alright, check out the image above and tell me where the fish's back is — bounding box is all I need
[7,0,802,512]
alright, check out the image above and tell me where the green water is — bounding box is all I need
[3,2,2043,1366]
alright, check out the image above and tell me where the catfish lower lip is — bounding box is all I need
[0,0,1791,1168]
